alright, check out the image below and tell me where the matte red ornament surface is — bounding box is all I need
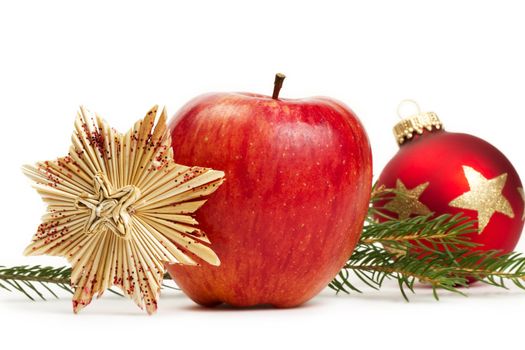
[166,92,372,307]
[376,130,524,253]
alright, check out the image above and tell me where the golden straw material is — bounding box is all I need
[22,106,225,314]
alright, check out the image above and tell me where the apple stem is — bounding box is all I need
[272,73,286,99]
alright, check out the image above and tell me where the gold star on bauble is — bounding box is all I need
[384,179,431,220]
[518,187,525,221]
[22,106,225,314]
[449,166,514,234]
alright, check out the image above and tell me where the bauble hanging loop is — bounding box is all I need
[393,100,443,145]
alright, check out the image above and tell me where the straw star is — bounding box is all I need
[22,106,225,314]
[449,166,514,234]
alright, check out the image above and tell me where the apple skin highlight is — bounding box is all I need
[167,91,372,307]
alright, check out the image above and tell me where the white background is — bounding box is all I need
[1,0,524,349]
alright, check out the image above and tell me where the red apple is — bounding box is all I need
[167,74,372,307]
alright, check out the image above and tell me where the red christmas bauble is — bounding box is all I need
[375,106,524,254]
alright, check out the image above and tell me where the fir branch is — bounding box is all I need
[0,265,73,300]
[331,210,525,300]
[361,213,479,255]
[332,246,525,299]
[0,265,176,300]
[330,183,525,300]
[445,250,525,288]
[329,242,469,300]
[2,186,525,302]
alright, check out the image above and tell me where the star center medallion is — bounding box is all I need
[75,173,141,239]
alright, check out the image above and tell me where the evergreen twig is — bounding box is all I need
[329,186,525,300]
[0,265,176,300]
[1,186,525,302]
